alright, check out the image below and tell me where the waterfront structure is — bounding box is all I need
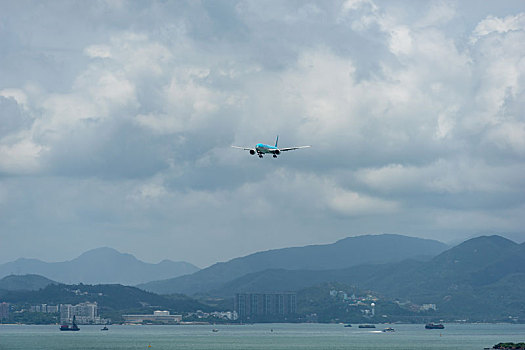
[122,310,182,324]
[0,302,9,320]
[60,302,104,324]
[235,292,297,321]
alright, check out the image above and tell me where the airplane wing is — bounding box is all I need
[231,146,253,151]
[279,146,311,152]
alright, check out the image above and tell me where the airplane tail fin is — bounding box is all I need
[275,135,279,148]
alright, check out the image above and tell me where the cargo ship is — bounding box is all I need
[425,323,444,329]
[60,316,79,331]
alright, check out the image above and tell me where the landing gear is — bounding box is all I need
[258,154,263,158]
[273,154,277,158]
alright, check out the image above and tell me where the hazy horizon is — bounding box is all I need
[1,0,524,267]
[2,232,524,269]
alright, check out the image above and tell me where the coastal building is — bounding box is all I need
[30,304,59,313]
[60,302,103,324]
[0,302,9,320]
[420,304,437,311]
[122,310,182,324]
[235,292,297,321]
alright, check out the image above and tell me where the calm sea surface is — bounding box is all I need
[1,323,524,350]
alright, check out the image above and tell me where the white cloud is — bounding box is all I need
[84,45,112,58]
[487,122,525,155]
[356,159,521,195]
[0,137,44,174]
[471,13,525,42]
[0,89,28,108]
[341,0,377,13]
[329,189,399,216]
[416,1,456,28]
[388,25,413,55]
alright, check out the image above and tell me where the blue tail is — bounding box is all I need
[275,135,279,147]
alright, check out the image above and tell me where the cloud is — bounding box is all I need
[0,138,44,174]
[84,45,112,59]
[0,1,524,265]
[471,12,525,42]
[329,189,399,216]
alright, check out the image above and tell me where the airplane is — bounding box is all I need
[232,136,310,158]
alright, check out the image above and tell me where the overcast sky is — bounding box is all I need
[1,0,524,267]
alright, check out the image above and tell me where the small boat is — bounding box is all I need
[344,324,352,328]
[60,316,79,331]
[101,325,109,331]
[212,328,219,333]
[425,323,444,329]
[382,327,395,332]
[358,324,376,328]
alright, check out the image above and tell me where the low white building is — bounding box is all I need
[420,304,437,311]
[122,310,182,324]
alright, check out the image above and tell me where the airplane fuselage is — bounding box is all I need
[255,143,279,154]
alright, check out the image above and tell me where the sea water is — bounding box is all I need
[1,323,524,350]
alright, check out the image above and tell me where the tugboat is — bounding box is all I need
[425,323,444,329]
[60,316,80,331]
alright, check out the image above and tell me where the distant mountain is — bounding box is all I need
[209,235,525,320]
[0,247,200,285]
[212,235,523,294]
[138,234,448,295]
[0,274,58,291]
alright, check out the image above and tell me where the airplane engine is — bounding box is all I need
[274,149,280,155]
[249,149,256,155]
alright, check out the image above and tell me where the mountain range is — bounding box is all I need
[0,247,199,285]
[138,234,448,294]
[207,235,525,320]
[2,234,524,322]
[208,235,524,296]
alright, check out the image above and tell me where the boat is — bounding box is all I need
[425,323,444,329]
[60,316,79,331]
[212,328,219,333]
[382,327,395,332]
[358,324,376,328]
[101,325,109,331]
[344,324,352,327]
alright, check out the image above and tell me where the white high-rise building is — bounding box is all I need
[60,302,102,324]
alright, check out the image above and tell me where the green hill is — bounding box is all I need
[0,282,212,322]
[0,274,58,291]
